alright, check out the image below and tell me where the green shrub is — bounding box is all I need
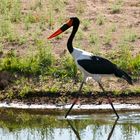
[19,84,31,98]
[48,55,77,79]
[0,44,54,75]
[62,56,77,78]
[0,19,13,37]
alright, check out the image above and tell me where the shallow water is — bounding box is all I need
[0,108,140,140]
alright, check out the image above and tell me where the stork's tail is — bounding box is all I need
[114,68,133,85]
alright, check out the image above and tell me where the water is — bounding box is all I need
[0,109,140,140]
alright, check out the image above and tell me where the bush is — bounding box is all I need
[0,45,54,75]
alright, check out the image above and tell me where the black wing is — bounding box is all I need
[77,56,117,74]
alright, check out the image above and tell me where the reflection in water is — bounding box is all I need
[0,109,140,140]
[107,118,118,140]
[67,120,81,140]
[67,118,119,140]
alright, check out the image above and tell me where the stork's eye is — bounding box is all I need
[64,18,70,23]
[66,19,73,27]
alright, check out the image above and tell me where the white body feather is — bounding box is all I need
[71,48,106,82]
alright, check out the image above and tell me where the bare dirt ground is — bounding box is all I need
[49,0,140,55]
[1,90,140,108]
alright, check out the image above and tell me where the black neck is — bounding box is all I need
[67,24,79,54]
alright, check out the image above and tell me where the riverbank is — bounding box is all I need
[1,89,140,108]
[0,71,140,107]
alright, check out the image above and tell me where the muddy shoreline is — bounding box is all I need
[0,91,140,116]
[1,91,140,107]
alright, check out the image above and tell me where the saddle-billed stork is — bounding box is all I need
[48,17,133,119]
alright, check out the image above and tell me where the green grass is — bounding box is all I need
[96,14,105,26]
[0,19,13,37]
[19,84,32,98]
[108,24,117,32]
[123,30,138,42]
[76,28,84,40]
[0,0,21,22]
[62,56,77,78]
[0,44,54,75]
[110,0,123,14]
[103,31,112,45]
[48,55,77,79]
[107,49,140,76]
[82,19,91,31]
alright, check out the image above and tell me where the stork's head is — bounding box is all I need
[48,17,80,39]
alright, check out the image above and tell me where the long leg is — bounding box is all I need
[65,81,84,118]
[98,82,119,119]
[67,120,81,140]
[107,118,119,140]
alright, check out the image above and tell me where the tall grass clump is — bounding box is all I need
[0,43,54,76]
[1,50,19,72]
[129,54,140,76]
[19,84,31,98]
[109,49,140,76]
[20,42,54,75]
[82,19,91,31]
[62,56,77,78]
[0,0,21,22]
[110,0,123,14]
[0,0,29,45]
[103,31,112,45]
[0,19,13,38]
[89,32,99,45]
[49,55,77,79]
[123,30,138,42]
[0,18,28,45]
[96,14,105,26]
